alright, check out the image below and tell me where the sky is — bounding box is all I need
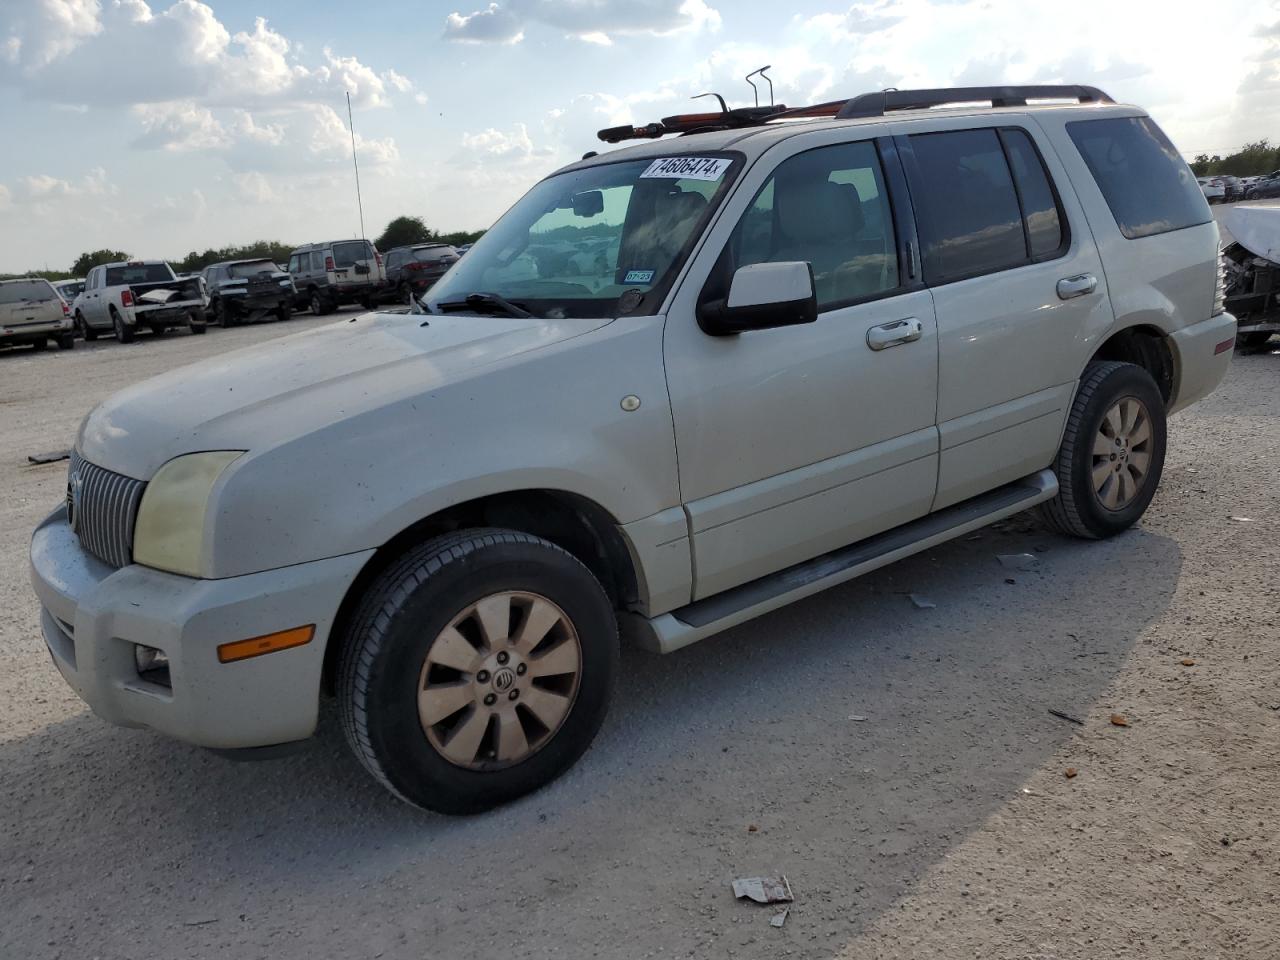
[1,0,1278,273]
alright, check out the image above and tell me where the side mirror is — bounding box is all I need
[571,190,605,218]
[697,261,818,336]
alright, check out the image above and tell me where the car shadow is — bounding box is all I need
[1,516,1180,959]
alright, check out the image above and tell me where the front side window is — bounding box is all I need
[1067,116,1209,239]
[720,140,899,310]
[427,154,739,318]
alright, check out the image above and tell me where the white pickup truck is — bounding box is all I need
[73,260,206,343]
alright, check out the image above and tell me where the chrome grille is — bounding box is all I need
[67,452,146,568]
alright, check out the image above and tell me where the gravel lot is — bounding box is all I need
[1,303,1277,960]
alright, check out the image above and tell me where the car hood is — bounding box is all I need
[78,310,613,478]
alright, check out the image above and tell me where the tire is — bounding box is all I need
[214,299,230,327]
[309,291,332,316]
[75,312,98,341]
[362,295,377,310]
[338,529,619,814]
[57,333,75,350]
[1037,361,1167,539]
[1238,331,1273,350]
[31,338,47,352]
[275,305,290,322]
[111,309,134,344]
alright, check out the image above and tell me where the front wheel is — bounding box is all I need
[1038,361,1167,539]
[338,529,618,814]
[76,312,98,341]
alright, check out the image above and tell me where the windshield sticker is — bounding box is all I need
[623,269,656,284]
[640,157,731,181]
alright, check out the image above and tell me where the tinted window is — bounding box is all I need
[1000,128,1064,258]
[0,279,55,304]
[909,128,1025,282]
[332,240,373,267]
[227,260,277,278]
[1067,116,1209,239]
[725,140,898,309]
[104,264,173,285]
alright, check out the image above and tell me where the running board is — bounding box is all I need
[626,468,1058,654]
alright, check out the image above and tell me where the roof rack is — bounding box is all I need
[596,84,1114,144]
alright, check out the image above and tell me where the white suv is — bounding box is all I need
[30,86,1236,813]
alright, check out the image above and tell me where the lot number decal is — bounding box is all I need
[640,157,731,181]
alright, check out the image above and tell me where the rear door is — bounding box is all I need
[896,119,1112,509]
[331,240,377,289]
[664,131,940,599]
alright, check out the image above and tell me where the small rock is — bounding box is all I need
[1180,658,1196,667]
[1109,714,1130,727]
[747,824,759,833]
[1064,768,1078,779]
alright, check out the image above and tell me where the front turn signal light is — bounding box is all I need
[217,625,315,664]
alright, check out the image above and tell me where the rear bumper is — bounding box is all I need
[1168,312,1237,414]
[29,504,372,749]
[1,322,68,343]
[330,282,381,303]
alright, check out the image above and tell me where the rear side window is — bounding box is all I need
[1067,116,1209,239]
[1001,129,1064,258]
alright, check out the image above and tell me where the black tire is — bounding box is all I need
[362,295,377,310]
[309,291,332,315]
[75,312,98,341]
[188,318,207,335]
[338,529,619,814]
[57,333,75,350]
[1037,361,1167,539]
[275,305,290,322]
[1238,331,1273,350]
[111,309,134,344]
[214,299,230,327]
[31,338,47,352]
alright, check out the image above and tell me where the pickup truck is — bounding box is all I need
[73,261,206,343]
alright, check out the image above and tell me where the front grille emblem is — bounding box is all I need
[67,466,83,532]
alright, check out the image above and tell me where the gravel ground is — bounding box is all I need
[1,308,1277,960]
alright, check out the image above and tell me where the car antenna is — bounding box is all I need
[745,65,773,106]
[346,90,367,244]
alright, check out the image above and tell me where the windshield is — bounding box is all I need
[227,260,277,278]
[0,279,55,304]
[105,264,173,285]
[427,153,739,318]
[333,240,374,267]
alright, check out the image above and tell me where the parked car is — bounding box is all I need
[31,85,1235,814]
[1,277,75,351]
[1198,177,1225,202]
[1222,203,1280,349]
[201,258,295,326]
[1214,176,1244,201]
[382,243,459,302]
[52,278,85,307]
[73,261,206,343]
[1245,171,1280,200]
[287,239,385,314]
[454,243,473,255]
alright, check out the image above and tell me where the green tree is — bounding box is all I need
[375,215,435,251]
[70,249,130,276]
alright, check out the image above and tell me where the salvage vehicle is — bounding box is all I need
[1244,171,1280,200]
[52,278,85,307]
[1,277,75,351]
[382,243,459,303]
[287,239,385,314]
[1198,177,1225,203]
[201,258,295,326]
[74,261,205,343]
[1223,203,1280,349]
[31,85,1236,814]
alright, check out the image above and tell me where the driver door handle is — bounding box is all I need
[866,317,922,351]
[1057,274,1097,300]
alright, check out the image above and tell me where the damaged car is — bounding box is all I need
[74,261,206,343]
[202,259,295,327]
[1223,204,1280,349]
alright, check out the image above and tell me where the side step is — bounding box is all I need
[627,469,1058,654]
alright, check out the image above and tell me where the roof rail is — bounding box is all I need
[835,85,1113,119]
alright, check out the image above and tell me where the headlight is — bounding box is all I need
[132,451,243,577]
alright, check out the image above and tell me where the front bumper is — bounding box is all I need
[30,505,372,749]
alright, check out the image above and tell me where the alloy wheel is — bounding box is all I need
[1092,396,1152,510]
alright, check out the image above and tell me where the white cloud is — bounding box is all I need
[131,101,228,151]
[383,68,413,93]
[0,0,103,70]
[17,166,114,200]
[444,0,719,45]
[232,171,276,203]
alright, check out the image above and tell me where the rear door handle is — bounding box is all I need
[866,317,922,351]
[1057,274,1097,300]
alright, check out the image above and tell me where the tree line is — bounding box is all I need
[1190,140,1280,177]
[2,216,486,282]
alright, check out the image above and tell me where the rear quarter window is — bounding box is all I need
[1067,116,1210,239]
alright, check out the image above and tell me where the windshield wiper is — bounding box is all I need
[435,292,534,319]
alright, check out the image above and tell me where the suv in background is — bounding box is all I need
[31,86,1235,814]
[52,278,85,308]
[1,277,75,351]
[201,258,295,326]
[1245,171,1280,200]
[383,243,459,302]
[74,261,205,343]
[287,239,385,314]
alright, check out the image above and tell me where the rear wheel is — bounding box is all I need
[309,291,327,315]
[338,529,618,814]
[1038,361,1166,539]
[111,309,134,344]
[31,338,47,352]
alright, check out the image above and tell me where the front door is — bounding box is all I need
[664,134,940,600]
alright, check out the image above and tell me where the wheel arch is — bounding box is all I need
[1087,324,1176,406]
[320,488,640,693]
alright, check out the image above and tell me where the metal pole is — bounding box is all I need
[347,91,366,240]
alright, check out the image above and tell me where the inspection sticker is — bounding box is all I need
[623,269,655,284]
[640,156,731,181]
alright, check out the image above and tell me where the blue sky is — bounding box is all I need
[2,0,1278,273]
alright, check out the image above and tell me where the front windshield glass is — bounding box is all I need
[227,260,277,278]
[427,153,739,318]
